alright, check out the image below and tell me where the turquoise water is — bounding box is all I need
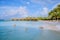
[0,21,60,40]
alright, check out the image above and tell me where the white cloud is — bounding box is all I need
[34,7,49,17]
[50,3,60,11]
[17,6,29,17]
[30,0,58,6]
[26,2,30,5]
[42,7,49,15]
[0,6,29,18]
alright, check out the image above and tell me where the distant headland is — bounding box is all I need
[0,4,60,21]
[11,17,38,21]
[11,4,60,21]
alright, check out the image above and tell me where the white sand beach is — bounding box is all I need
[39,21,60,31]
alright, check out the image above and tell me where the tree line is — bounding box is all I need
[38,4,60,20]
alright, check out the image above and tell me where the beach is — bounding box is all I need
[0,21,60,40]
[38,20,60,31]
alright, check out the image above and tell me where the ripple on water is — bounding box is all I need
[0,21,60,40]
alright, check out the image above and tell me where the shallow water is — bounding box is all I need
[0,21,60,40]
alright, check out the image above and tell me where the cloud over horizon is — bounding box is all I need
[0,6,29,19]
[0,0,60,19]
[0,6,49,19]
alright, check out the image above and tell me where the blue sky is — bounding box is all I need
[0,0,60,19]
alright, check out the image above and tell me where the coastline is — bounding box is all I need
[38,20,60,31]
[0,20,60,31]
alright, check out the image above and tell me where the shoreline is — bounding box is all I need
[38,20,60,31]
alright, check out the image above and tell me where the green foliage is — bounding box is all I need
[38,4,60,20]
[48,4,60,20]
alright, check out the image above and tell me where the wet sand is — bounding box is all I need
[38,20,60,31]
[39,26,60,32]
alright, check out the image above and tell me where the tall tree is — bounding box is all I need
[48,4,60,20]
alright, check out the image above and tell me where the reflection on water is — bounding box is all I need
[0,21,60,40]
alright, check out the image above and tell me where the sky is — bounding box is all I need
[0,0,60,19]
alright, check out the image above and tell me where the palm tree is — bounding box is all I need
[48,4,60,20]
